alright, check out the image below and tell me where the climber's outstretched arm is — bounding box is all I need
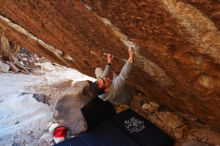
[112,48,135,89]
[102,54,113,78]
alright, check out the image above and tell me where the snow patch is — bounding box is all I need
[0,64,95,145]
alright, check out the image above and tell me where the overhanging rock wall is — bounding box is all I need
[0,0,219,127]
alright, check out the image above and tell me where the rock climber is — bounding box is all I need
[94,47,135,105]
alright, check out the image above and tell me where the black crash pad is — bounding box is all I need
[110,109,174,146]
[55,109,174,146]
[81,97,116,130]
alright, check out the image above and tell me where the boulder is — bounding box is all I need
[190,128,220,145]
[156,112,184,129]
[0,61,10,73]
[174,127,184,139]
[6,61,19,72]
[182,141,209,146]
[142,101,160,113]
[53,80,96,135]
[36,62,56,72]
[33,94,48,104]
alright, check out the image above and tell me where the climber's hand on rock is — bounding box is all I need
[107,53,113,64]
[128,47,135,63]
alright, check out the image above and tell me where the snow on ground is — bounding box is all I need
[0,63,95,146]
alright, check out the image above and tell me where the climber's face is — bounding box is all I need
[97,77,111,92]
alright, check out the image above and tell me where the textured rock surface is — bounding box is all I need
[182,141,209,146]
[0,0,219,127]
[54,81,95,134]
[156,112,184,129]
[189,128,220,145]
[0,61,10,72]
[142,102,160,113]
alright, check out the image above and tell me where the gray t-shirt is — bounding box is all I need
[98,61,133,104]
